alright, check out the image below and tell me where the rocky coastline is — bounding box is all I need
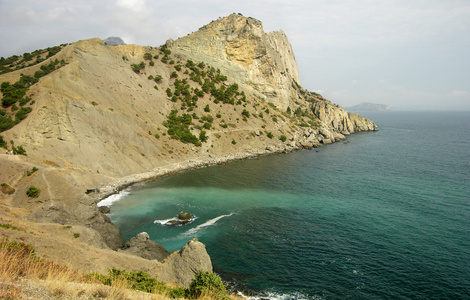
[0,13,378,289]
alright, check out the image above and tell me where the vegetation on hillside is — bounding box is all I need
[0,44,67,75]
[0,56,67,133]
[124,45,323,148]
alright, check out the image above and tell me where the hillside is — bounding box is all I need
[0,13,377,292]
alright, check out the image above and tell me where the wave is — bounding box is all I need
[237,291,316,300]
[154,216,197,226]
[181,213,234,237]
[97,189,131,207]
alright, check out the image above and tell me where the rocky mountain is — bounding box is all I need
[346,102,390,111]
[103,36,126,46]
[0,14,377,288]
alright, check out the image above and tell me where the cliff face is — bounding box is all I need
[170,14,300,110]
[170,14,377,132]
[0,13,377,287]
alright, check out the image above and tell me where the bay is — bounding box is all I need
[106,111,470,299]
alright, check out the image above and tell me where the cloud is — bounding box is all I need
[0,0,469,109]
[6,3,73,25]
[449,90,470,97]
[116,0,147,11]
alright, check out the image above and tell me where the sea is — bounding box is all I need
[100,111,470,299]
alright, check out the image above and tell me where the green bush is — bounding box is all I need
[26,186,40,198]
[1,183,15,195]
[199,130,208,142]
[27,167,38,176]
[267,132,274,139]
[88,268,167,294]
[241,109,250,118]
[15,106,32,122]
[12,145,26,156]
[280,135,287,142]
[187,270,229,299]
[0,135,6,148]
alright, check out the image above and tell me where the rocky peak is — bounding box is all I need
[170,14,300,110]
[103,36,126,46]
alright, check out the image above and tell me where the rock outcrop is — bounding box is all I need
[311,100,378,134]
[103,36,126,46]
[159,239,212,287]
[121,232,169,261]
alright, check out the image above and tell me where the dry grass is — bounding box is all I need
[0,238,243,300]
[0,283,23,299]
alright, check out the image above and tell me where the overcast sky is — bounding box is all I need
[1,0,469,110]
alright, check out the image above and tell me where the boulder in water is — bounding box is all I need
[178,212,192,220]
[159,212,194,226]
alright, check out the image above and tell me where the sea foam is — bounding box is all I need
[181,213,234,237]
[97,189,131,207]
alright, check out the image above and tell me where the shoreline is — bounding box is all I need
[94,144,301,204]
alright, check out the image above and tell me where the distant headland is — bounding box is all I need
[346,102,390,111]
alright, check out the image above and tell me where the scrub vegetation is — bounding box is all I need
[0,238,238,299]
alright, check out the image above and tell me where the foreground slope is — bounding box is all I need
[0,14,377,287]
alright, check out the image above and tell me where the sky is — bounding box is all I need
[1,0,469,110]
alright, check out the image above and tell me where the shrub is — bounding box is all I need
[27,167,38,176]
[166,88,173,97]
[0,135,6,148]
[187,270,229,299]
[199,130,208,142]
[131,61,145,73]
[231,139,236,145]
[15,106,32,121]
[12,145,26,156]
[88,268,167,293]
[1,183,15,195]
[73,233,80,238]
[204,104,210,112]
[280,135,287,142]
[26,186,40,198]
[267,132,274,139]
[241,109,250,118]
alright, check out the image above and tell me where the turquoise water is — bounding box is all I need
[105,111,470,299]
